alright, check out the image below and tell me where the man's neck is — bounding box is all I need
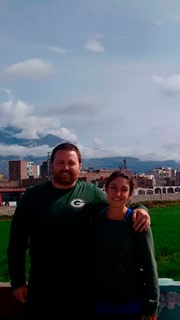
[51,179,77,189]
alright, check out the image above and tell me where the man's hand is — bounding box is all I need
[132,208,151,232]
[13,284,28,304]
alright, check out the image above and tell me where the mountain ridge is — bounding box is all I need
[0,128,180,178]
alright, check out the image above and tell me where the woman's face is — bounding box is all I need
[106,177,131,208]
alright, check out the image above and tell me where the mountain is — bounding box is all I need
[0,127,64,177]
[0,127,180,178]
[0,126,62,147]
[82,157,180,173]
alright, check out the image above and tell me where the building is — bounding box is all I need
[153,167,175,186]
[40,160,51,178]
[136,173,156,188]
[9,160,39,181]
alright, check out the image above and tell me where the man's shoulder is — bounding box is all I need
[76,180,107,203]
[77,180,102,191]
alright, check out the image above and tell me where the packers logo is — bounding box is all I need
[71,199,85,208]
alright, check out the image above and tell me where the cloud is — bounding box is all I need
[0,97,78,142]
[48,46,66,54]
[85,35,105,53]
[0,88,12,96]
[152,74,180,95]
[0,99,33,128]
[50,97,103,115]
[52,127,77,142]
[0,143,52,158]
[3,59,54,79]
[0,87,13,104]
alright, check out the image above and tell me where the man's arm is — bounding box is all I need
[7,189,30,290]
[130,204,150,232]
[12,285,28,304]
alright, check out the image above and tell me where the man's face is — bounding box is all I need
[51,150,82,188]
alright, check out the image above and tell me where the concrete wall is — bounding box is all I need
[130,192,180,204]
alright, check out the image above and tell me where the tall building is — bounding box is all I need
[175,170,180,186]
[9,160,39,181]
[40,160,50,178]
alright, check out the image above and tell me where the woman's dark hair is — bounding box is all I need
[50,142,82,164]
[105,169,136,195]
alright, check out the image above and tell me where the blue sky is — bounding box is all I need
[1,0,180,161]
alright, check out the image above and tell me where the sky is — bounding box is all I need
[1,0,180,161]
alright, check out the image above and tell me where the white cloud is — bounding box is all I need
[52,127,77,142]
[0,143,52,158]
[0,88,12,96]
[85,35,105,53]
[152,74,180,95]
[3,59,54,79]
[0,97,78,141]
[1,1,180,163]
[48,46,66,54]
[50,97,103,115]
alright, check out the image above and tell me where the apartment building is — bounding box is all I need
[136,174,156,188]
[9,160,39,181]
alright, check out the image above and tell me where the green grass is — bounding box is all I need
[150,206,180,281]
[0,220,11,282]
[0,205,180,282]
[0,218,30,282]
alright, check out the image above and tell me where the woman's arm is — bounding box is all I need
[136,228,160,317]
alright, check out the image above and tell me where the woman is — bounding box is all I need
[94,169,160,320]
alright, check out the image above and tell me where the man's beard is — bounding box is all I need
[54,171,76,186]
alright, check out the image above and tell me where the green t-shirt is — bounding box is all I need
[8,180,107,289]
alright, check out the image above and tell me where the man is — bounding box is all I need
[7,142,151,319]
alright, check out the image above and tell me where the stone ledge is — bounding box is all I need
[0,281,179,320]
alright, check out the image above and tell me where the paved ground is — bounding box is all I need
[0,206,15,216]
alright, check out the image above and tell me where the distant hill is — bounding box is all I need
[1,155,180,179]
[82,157,180,174]
[0,127,64,177]
[0,127,180,178]
[0,127,62,147]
